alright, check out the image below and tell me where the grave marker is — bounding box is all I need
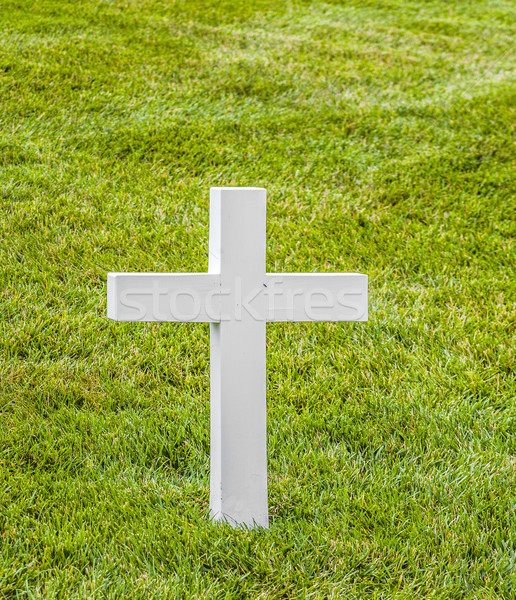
[107,187,367,528]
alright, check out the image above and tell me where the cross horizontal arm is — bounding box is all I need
[265,273,368,322]
[107,273,221,322]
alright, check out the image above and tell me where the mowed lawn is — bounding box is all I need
[1,0,515,598]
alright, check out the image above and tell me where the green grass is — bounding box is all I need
[1,0,515,597]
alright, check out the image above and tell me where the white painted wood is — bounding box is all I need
[208,187,268,528]
[107,273,221,322]
[265,273,368,322]
[107,186,368,529]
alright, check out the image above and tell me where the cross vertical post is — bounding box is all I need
[208,188,268,528]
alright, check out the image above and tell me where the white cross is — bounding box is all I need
[107,187,367,528]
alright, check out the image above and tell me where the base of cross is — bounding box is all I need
[108,187,368,528]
